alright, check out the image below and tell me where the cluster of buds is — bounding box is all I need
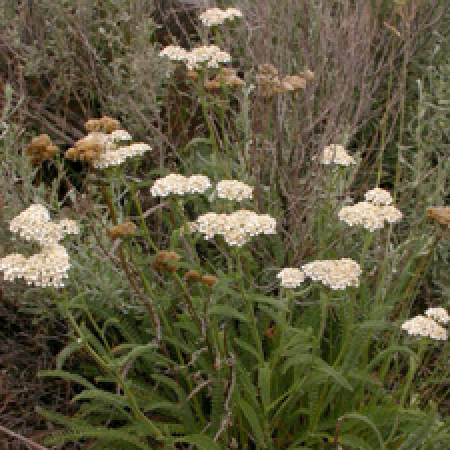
[85,116,120,133]
[151,251,181,273]
[183,270,218,287]
[256,64,313,97]
[204,68,245,92]
[26,134,59,165]
[108,221,137,241]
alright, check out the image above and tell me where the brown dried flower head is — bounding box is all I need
[282,75,306,92]
[152,251,181,273]
[27,134,59,165]
[205,68,245,92]
[65,132,106,163]
[85,116,121,134]
[426,207,450,228]
[201,274,218,287]
[184,270,201,283]
[108,221,137,241]
[256,64,283,97]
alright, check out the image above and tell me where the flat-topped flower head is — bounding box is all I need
[107,129,132,143]
[401,315,447,341]
[199,7,243,27]
[0,253,28,282]
[277,268,306,289]
[194,210,276,246]
[92,142,151,169]
[364,187,393,206]
[302,258,361,290]
[9,204,50,241]
[186,45,231,70]
[216,180,253,201]
[151,174,188,197]
[186,175,212,194]
[22,244,71,288]
[159,45,189,62]
[425,307,449,325]
[339,201,386,232]
[320,144,356,166]
[339,201,402,231]
[379,204,403,224]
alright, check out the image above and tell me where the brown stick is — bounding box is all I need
[0,425,49,450]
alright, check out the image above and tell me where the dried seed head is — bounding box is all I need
[108,221,137,241]
[205,68,245,92]
[27,134,59,165]
[202,274,218,287]
[85,116,120,133]
[152,251,181,273]
[426,207,450,227]
[65,132,107,163]
[184,270,201,283]
[282,75,306,92]
[256,64,283,97]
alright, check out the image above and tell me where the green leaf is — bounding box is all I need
[234,337,260,361]
[316,362,353,391]
[175,434,221,450]
[38,370,95,389]
[208,304,249,322]
[338,413,384,449]
[56,340,83,369]
[258,364,271,412]
[239,398,266,448]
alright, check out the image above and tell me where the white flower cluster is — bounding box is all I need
[338,188,402,231]
[159,45,189,62]
[1,205,78,288]
[93,142,152,169]
[277,268,306,289]
[107,129,133,143]
[195,209,276,246]
[186,45,231,70]
[320,144,356,166]
[216,180,253,201]
[425,307,449,324]
[302,258,361,290]
[9,204,79,245]
[151,174,212,197]
[364,187,393,205]
[199,7,243,27]
[401,315,447,341]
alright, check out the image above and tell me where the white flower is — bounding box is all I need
[9,204,50,241]
[92,142,151,169]
[199,7,242,27]
[277,268,306,289]
[302,259,361,290]
[107,129,132,143]
[425,307,449,325]
[401,315,447,341]
[159,45,189,62]
[185,45,231,71]
[150,174,188,197]
[320,144,355,166]
[379,204,403,224]
[364,187,393,206]
[0,253,28,281]
[216,180,253,201]
[186,175,212,194]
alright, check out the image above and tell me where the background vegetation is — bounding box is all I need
[0,0,449,448]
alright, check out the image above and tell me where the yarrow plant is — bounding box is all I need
[1,204,78,287]
[401,315,447,341]
[320,144,356,166]
[216,179,253,201]
[150,174,211,197]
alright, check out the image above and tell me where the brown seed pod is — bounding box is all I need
[108,221,137,241]
[184,269,201,283]
[427,207,450,228]
[27,134,59,165]
[152,251,181,273]
[201,274,218,287]
[282,75,306,92]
